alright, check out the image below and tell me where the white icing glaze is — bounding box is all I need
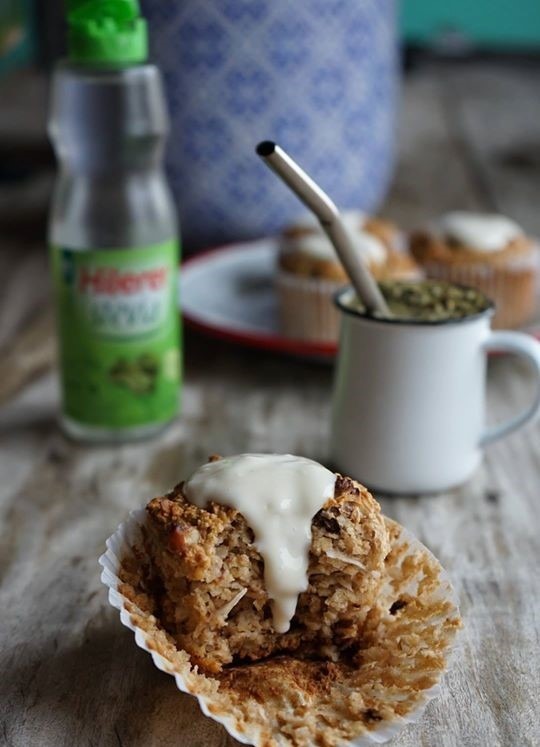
[288,228,386,266]
[290,209,366,234]
[325,547,366,570]
[184,454,336,633]
[439,211,523,252]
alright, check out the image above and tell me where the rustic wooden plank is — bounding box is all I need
[0,245,50,350]
[378,356,540,747]
[384,60,540,242]
[383,63,486,229]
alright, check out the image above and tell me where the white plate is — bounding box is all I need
[180,239,337,360]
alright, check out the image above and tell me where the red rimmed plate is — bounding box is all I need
[180,239,338,361]
[180,239,540,360]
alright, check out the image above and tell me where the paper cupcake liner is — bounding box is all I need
[418,247,540,329]
[100,510,461,747]
[276,270,344,343]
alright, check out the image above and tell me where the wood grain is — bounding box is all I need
[0,308,55,407]
[1,61,540,747]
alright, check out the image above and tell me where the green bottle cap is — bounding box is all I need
[67,0,148,66]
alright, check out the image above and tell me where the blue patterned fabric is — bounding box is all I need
[142,0,399,248]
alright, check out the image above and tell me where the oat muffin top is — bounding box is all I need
[411,211,535,267]
[279,211,420,281]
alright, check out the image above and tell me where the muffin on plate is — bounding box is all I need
[410,211,538,329]
[140,454,389,673]
[277,211,421,343]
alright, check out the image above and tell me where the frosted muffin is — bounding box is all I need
[139,454,390,673]
[277,211,421,343]
[410,211,538,329]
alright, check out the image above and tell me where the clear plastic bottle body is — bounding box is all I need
[48,62,180,442]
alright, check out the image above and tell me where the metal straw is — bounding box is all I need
[256,141,391,316]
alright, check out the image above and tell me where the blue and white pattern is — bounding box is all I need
[142,0,399,249]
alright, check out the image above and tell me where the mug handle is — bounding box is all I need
[481,330,540,447]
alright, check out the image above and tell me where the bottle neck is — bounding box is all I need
[48,62,169,174]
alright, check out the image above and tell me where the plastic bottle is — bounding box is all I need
[48,0,181,442]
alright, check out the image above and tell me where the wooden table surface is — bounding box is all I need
[1,60,540,747]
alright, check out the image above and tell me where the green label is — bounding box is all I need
[51,240,181,429]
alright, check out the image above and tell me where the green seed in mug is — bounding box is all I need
[351,280,491,321]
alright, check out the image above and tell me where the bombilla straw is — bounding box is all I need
[256,141,391,316]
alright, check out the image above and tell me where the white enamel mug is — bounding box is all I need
[330,287,540,493]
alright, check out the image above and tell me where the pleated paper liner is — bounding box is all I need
[99,510,461,747]
[276,271,344,343]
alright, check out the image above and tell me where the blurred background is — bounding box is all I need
[2,0,540,251]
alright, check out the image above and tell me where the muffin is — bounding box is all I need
[410,211,538,329]
[139,454,390,674]
[277,210,421,343]
[108,455,462,745]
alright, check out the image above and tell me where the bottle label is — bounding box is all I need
[50,240,181,429]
